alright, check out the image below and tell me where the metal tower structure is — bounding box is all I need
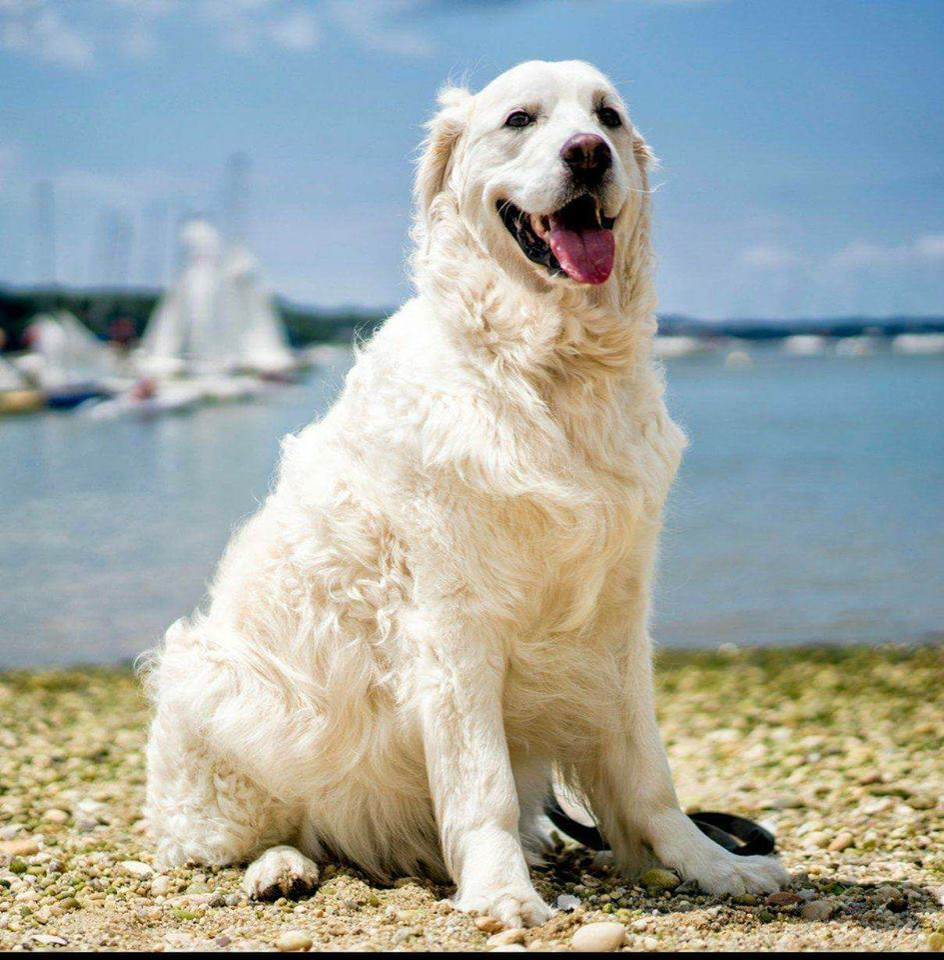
[223,151,250,246]
[32,180,56,286]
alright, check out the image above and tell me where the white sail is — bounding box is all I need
[0,354,29,392]
[27,310,116,390]
[224,245,294,374]
[138,220,294,377]
[139,220,232,376]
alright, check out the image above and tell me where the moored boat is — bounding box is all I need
[891,332,944,355]
[0,354,44,415]
[783,334,829,355]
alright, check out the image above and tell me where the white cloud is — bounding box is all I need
[196,0,322,54]
[914,233,944,261]
[829,234,944,270]
[1,0,322,66]
[738,233,944,277]
[1,1,94,68]
[269,8,319,50]
[739,244,800,269]
[120,23,157,59]
[105,0,181,13]
[328,0,432,58]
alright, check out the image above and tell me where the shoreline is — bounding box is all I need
[1,645,942,951]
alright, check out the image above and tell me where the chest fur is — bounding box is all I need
[472,391,682,638]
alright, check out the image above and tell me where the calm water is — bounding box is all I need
[1,348,942,667]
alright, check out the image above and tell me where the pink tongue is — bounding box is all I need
[549,224,615,284]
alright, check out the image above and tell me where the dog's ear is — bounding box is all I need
[618,128,659,316]
[414,85,473,225]
[631,129,656,190]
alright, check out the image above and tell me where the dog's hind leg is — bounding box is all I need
[145,709,297,876]
[243,845,320,901]
[511,752,554,865]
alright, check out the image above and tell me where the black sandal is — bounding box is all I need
[544,793,776,858]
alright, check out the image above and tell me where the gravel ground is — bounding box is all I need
[1,645,942,952]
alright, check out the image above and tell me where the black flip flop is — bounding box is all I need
[544,794,776,858]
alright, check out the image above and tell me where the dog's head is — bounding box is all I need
[415,60,652,291]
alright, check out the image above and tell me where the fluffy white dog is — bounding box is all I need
[144,60,787,928]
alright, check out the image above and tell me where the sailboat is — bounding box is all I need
[136,219,295,381]
[0,353,43,415]
[20,310,122,408]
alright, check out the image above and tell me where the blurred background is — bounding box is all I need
[1,0,942,666]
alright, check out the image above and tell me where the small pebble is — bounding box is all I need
[476,916,504,934]
[800,900,834,922]
[118,860,152,880]
[29,934,68,947]
[828,831,854,852]
[488,928,527,946]
[555,894,580,912]
[149,876,172,897]
[276,930,313,952]
[873,885,900,902]
[571,921,626,952]
[638,868,680,893]
[766,891,803,908]
[392,927,421,944]
[0,838,40,857]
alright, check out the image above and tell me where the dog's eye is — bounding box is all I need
[597,106,622,129]
[505,110,534,129]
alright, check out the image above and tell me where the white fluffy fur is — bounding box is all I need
[143,60,787,926]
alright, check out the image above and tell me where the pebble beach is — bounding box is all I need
[1,645,942,952]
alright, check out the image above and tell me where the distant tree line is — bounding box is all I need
[0,286,388,351]
[1,286,942,353]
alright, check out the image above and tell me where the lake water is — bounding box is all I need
[1,347,942,667]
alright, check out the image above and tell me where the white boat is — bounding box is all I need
[192,374,268,403]
[783,334,828,356]
[0,354,43,414]
[724,348,753,369]
[21,310,127,407]
[652,335,712,358]
[891,333,944,355]
[136,220,296,379]
[81,379,205,420]
[835,335,880,358]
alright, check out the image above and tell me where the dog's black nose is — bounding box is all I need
[560,133,611,183]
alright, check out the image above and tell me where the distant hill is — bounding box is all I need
[1,285,942,351]
[658,314,944,340]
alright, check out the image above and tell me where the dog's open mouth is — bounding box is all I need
[497,194,616,285]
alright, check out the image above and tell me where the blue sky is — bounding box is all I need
[1,0,942,318]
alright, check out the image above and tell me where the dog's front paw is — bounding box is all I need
[681,851,789,897]
[456,885,554,929]
[647,812,789,897]
[243,845,320,900]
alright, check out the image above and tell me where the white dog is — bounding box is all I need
[144,60,787,928]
